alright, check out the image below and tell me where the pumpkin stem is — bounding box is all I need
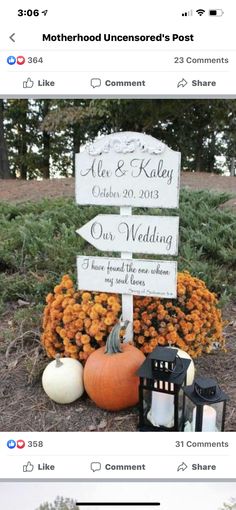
[105,320,129,355]
[55,354,63,367]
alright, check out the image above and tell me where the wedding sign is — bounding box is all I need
[75,132,181,331]
[77,256,177,298]
[77,214,179,255]
[76,132,180,209]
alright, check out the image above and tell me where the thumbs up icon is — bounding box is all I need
[7,56,16,65]
[23,78,34,88]
[23,461,34,472]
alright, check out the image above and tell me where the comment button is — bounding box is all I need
[90,78,102,88]
[90,461,102,472]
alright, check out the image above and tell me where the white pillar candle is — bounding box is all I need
[192,405,217,431]
[147,391,174,427]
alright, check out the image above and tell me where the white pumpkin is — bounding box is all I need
[42,356,84,404]
[168,346,195,385]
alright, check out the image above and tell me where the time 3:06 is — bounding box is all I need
[18,9,48,16]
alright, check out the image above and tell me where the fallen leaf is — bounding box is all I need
[97,419,107,429]
[88,424,97,431]
[17,299,30,307]
[7,359,18,369]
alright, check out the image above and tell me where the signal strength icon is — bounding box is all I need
[196,9,205,15]
[182,9,193,16]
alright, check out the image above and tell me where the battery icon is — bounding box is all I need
[209,9,224,16]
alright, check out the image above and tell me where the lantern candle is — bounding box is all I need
[147,390,174,427]
[192,405,217,432]
[137,346,190,431]
[184,377,228,432]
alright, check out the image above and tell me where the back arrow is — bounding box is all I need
[9,33,15,42]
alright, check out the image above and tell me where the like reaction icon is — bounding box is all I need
[7,439,16,449]
[7,56,16,65]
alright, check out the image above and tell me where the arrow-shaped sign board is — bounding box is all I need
[77,256,177,299]
[76,132,180,209]
[77,215,179,256]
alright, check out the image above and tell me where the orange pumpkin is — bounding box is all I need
[84,320,145,411]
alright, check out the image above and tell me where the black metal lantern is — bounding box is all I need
[183,377,229,431]
[137,346,190,431]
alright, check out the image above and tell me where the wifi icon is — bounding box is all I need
[196,9,205,15]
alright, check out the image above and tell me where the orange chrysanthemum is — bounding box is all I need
[41,272,225,362]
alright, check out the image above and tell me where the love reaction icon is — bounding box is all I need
[17,439,25,449]
[17,56,25,65]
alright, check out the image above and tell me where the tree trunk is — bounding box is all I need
[0,100,11,178]
[207,131,216,173]
[72,125,81,177]
[42,131,50,178]
[194,130,204,172]
[41,101,50,178]
[230,157,235,176]
[18,100,28,179]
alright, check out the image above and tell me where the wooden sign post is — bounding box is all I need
[76,132,180,340]
[120,204,133,335]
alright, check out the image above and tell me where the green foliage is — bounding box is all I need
[178,190,236,298]
[0,189,236,314]
[42,98,236,174]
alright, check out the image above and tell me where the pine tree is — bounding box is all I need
[36,495,78,510]
[4,99,40,179]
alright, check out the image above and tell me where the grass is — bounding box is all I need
[0,189,236,318]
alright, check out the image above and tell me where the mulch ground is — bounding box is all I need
[0,174,235,432]
[0,303,235,432]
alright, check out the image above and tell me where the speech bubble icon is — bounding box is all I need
[90,78,101,88]
[90,461,102,472]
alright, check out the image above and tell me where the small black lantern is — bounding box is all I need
[183,377,229,431]
[137,346,190,431]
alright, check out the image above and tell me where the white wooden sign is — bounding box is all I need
[77,214,179,256]
[76,132,180,209]
[77,256,177,299]
[76,132,181,336]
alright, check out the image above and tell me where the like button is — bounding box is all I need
[23,461,34,473]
